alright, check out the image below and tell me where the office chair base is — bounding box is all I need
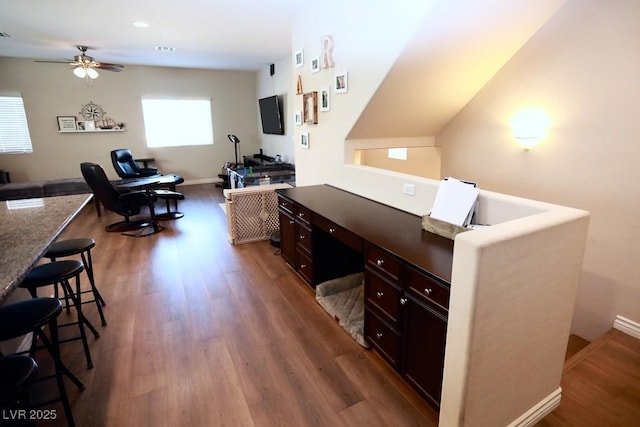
[105,220,151,233]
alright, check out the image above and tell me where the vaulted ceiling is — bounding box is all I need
[348,0,566,139]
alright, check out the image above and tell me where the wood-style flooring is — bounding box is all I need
[20,184,640,426]
[25,184,438,427]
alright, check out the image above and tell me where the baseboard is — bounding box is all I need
[182,178,221,186]
[507,387,562,427]
[613,315,640,339]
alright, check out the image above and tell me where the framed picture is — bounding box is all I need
[57,116,77,132]
[311,56,320,73]
[300,132,309,149]
[303,91,318,124]
[320,87,330,112]
[77,120,96,131]
[335,71,348,94]
[294,111,302,126]
[294,50,304,68]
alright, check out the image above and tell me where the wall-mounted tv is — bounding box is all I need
[258,95,284,135]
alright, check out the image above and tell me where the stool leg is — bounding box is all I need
[81,249,107,326]
[40,319,82,427]
[62,275,98,370]
[49,257,72,311]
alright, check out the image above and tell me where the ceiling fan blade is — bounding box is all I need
[34,59,75,64]
[97,66,124,72]
[96,62,124,68]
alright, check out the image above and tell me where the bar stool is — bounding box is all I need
[0,355,38,423]
[0,298,84,427]
[19,260,99,369]
[44,237,107,326]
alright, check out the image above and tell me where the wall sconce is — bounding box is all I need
[511,108,551,150]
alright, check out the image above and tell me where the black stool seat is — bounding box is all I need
[45,238,95,259]
[20,260,84,289]
[0,355,38,405]
[19,260,99,370]
[44,237,107,326]
[0,298,62,341]
[0,298,82,427]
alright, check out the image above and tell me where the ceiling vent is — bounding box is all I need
[155,46,176,52]
[0,32,11,38]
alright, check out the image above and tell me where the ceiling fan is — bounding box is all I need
[36,45,124,81]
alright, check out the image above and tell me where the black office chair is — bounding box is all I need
[110,149,159,179]
[81,162,162,236]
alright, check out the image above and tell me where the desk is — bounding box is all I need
[276,185,453,409]
[0,194,92,304]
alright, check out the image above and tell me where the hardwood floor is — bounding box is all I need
[536,328,640,426]
[27,184,439,427]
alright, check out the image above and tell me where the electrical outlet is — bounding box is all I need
[403,183,415,196]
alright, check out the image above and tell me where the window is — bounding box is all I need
[0,96,33,153]
[141,98,214,148]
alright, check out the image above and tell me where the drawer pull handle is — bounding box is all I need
[376,333,383,339]
[376,291,384,298]
[289,220,294,224]
[424,288,432,296]
[400,298,407,305]
[299,235,305,239]
[376,259,384,267]
[329,227,336,234]
[298,212,305,217]
[300,264,307,269]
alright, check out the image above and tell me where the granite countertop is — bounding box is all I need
[0,194,91,304]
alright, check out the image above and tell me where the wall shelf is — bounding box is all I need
[59,129,126,134]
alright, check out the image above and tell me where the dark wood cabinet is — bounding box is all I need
[275,185,454,411]
[277,200,296,266]
[402,265,450,409]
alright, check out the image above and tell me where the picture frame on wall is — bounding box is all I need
[294,111,302,126]
[303,91,318,124]
[294,50,304,68]
[320,87,330,112]
[300,132,309,149]
[57,116,77,132]
[311,56,320,73]
[335,71,348,94]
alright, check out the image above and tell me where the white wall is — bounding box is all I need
[256,57,295,164]
[0,58,259,182]
[439,0,640,340]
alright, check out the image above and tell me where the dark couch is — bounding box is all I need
[0,170,91,201]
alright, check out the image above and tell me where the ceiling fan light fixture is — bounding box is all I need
[73,66,87,78]
[87,67,99,79]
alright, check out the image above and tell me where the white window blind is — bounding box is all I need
[141,98,214,148]
[0,96,33,154]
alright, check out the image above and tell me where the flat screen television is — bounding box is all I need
[258,95,284,135]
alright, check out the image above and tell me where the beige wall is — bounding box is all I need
[439,0,640,340]
[356,146,441,179]
[0,58,259,182]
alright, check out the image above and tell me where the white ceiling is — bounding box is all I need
[0,0,301,71]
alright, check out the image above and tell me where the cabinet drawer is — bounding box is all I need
[297,249,314,285]
[365,308,400,368]
[406,265,450,312]
[314,215,362,253]
[296,224,312,253]
[365,268,401,325]
[294,204,311,226]
[365,244,402,282]
[278,196,293,215]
